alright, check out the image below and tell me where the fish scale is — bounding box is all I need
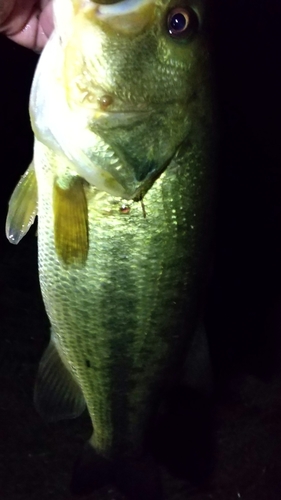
[33,123,212,457]
[6,0,216,495]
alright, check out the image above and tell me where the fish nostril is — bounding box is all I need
[98,94,114,111]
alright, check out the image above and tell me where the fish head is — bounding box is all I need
[51,0,213,199]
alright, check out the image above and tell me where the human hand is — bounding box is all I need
[0,0,53,51]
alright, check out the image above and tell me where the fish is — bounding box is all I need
[6,0,216,498]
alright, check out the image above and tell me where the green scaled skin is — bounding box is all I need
[7,0,216,460]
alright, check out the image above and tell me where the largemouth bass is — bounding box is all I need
[6,0,216,497]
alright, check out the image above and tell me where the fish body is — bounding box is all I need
[6,0,216,491]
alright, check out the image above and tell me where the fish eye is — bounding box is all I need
[167,6,199,39]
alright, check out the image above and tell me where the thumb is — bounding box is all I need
[0,0,54,51]
[0,0,36,35]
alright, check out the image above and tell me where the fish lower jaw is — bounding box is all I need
[70,94,151,126]
[92,109,150,123]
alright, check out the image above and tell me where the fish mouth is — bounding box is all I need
[93,0,124,4]
[90,0,156,34]
[91,109,151,128]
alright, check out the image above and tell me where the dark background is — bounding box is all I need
[1,0,281,498]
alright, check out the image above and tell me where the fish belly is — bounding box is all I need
[35,135,213,458]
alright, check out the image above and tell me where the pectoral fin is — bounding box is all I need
[53,176,88,266]
[6,162,37,244]
[34,333,86,422]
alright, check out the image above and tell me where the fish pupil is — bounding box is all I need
[171,13,187,32]
[167,7,198,38]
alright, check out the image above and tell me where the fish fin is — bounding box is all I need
[113,455,162,500]
[53,175,88,266]
[151,384,213,485]
[34,335,86,422]
[71,443,114,495]
[6,161,37,244]
[150,323,213,484]
[71,443,162,500]
[182,321,213,395]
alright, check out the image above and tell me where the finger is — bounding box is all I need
[40,1,53,39]
[0,0,36,35]
[8,3,54,51]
